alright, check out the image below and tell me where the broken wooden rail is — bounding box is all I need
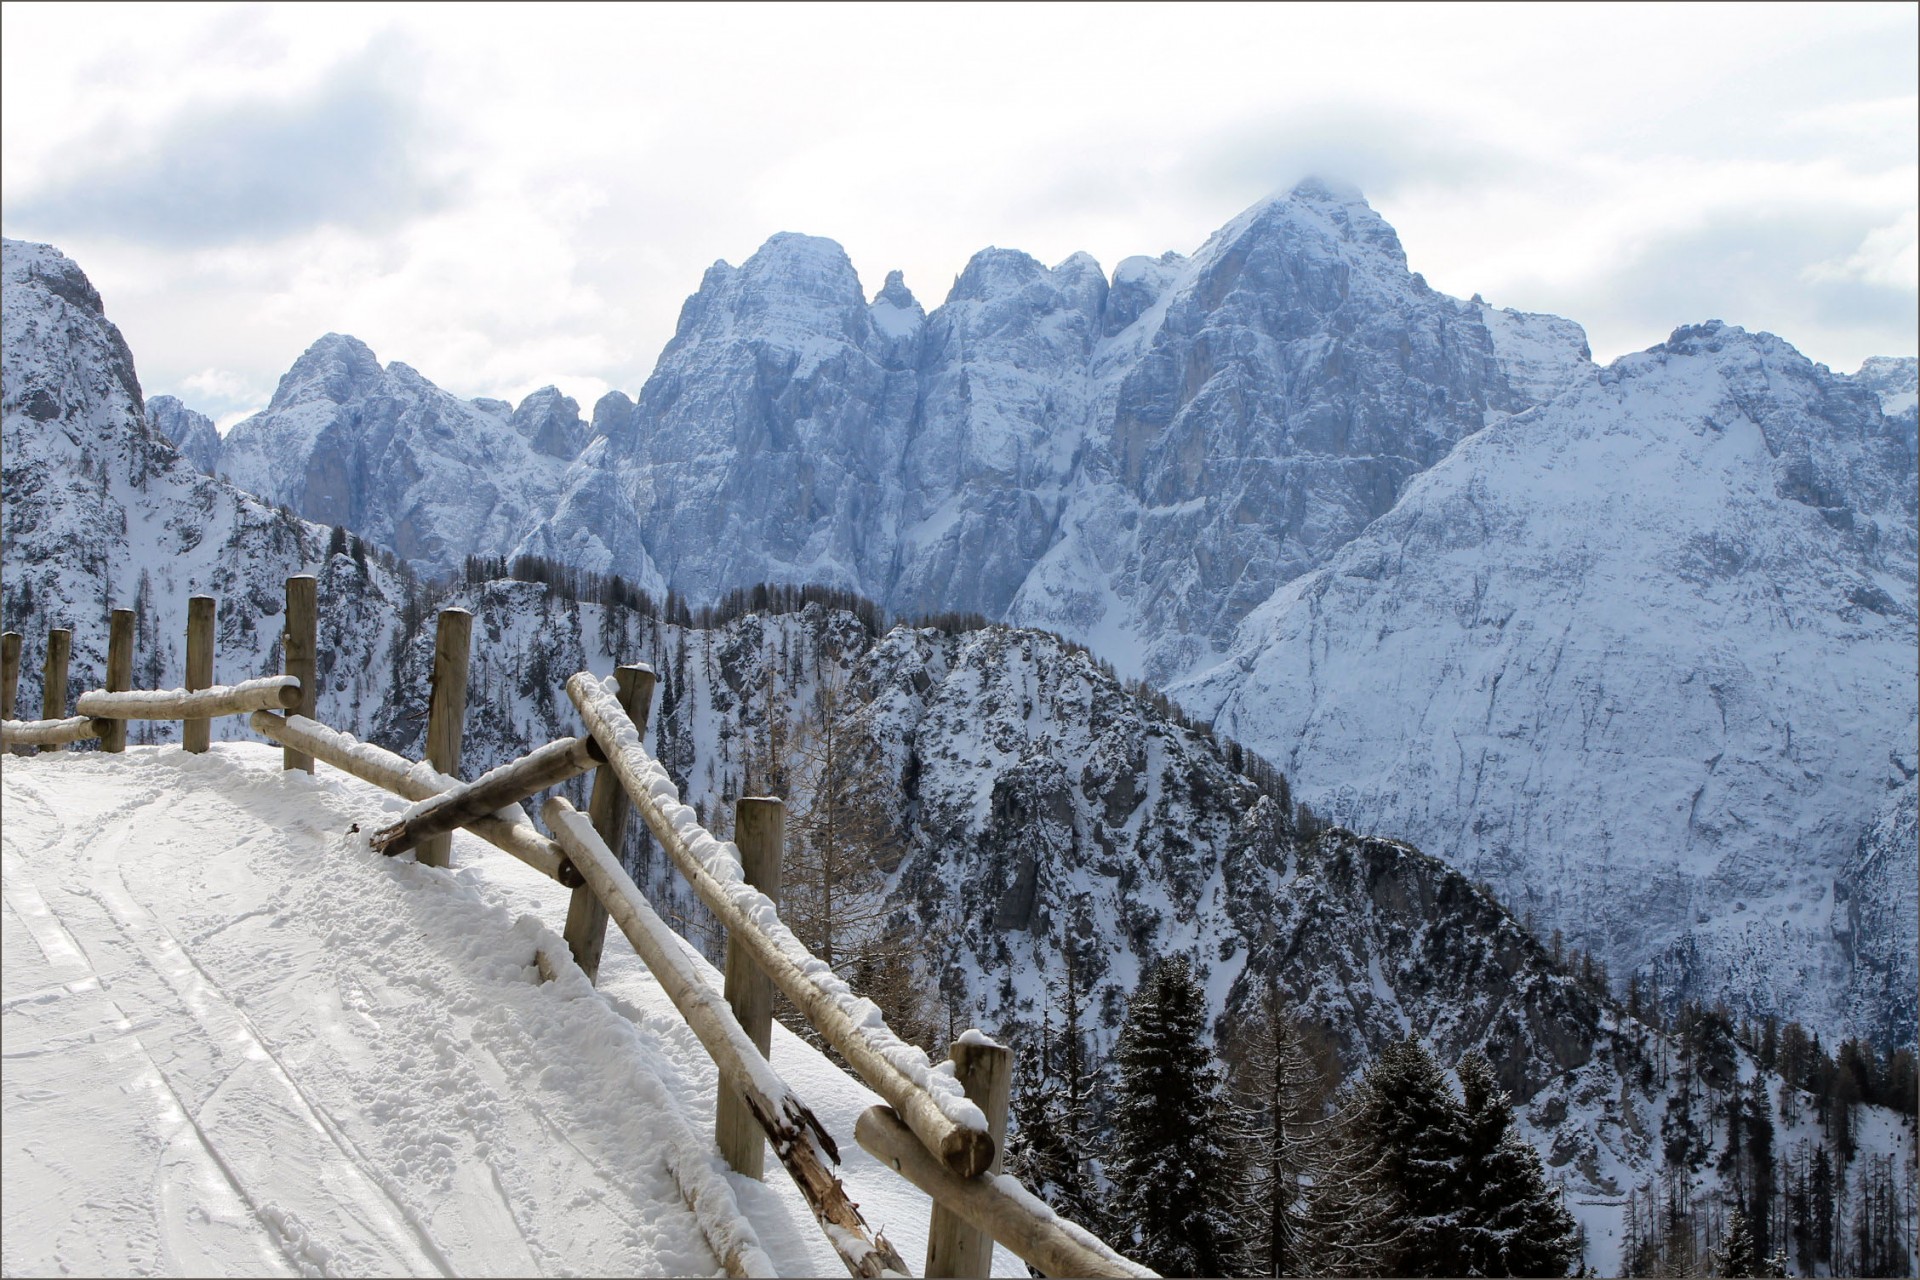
[247,712,583,887]
[370,733,604,857]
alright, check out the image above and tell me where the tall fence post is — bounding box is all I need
[716,795,784,1180]
[282,576,317,772]
[925,1036,1014,1278]
[184,596,215,754]
[101,609,134,754]
[564,663,654,983]
[417,607,471,869]
[1,631,20,722]
[40,628,71,752]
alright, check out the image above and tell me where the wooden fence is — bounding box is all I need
[0,579,1152,1280]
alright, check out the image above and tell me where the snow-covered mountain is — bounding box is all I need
[504,180,1591,680]
[1175,321,1919,1040]
[216,334,582,579]
[144,394,220,474]
[1,239,414,728]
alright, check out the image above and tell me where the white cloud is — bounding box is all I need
[1802,210,1920,289]
[1,1,1913,409]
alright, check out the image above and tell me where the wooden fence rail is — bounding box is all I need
[568,669,997,1181]
[78,675,303,720]
[370,733,603,858]
[1,715,107,748]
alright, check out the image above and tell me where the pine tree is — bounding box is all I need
[1457,1051,1581,1277]
[1713,1203,1763,1277]
[1226,979,1334,1277]
[1007,1005,1103,1234]
[1107,954,1245,1277]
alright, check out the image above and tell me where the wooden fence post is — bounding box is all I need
[417,607,471,869]
[40,628,71,752]
[282,576,317,773]
[564,663,654,983]
[101,609,134,754]
[717,795,784,1180]
[2,631,21,722]
[925,1036,1014,1279]
[184,596,215,754]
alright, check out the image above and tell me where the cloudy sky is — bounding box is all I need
[3,2,1914,427]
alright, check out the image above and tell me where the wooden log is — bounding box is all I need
[370,734,604,857]
[101,609,134,753]
[567,669,995,1179]
[78,676,301,720]
[40,628,72,752]
[1,716,109,748]
[418,608,471,869]
[1,631,21,723]
[717,796,784,1180]
[565,664,655,984]
[926,1036,1014,1278]
[856,1106,1156,1280]
[282,576,317,773]
[543,797,906,1280]
[184,596,214,754]
[247,711,583,888]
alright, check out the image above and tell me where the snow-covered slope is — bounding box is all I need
[1176,322,1919,1040]
[217,335,581,578]
[1,239,414,724]
[0,742,1027,1277]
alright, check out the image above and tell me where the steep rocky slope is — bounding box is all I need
[1176,322,1918,1040]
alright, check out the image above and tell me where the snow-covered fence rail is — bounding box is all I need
[546,796,907,1279]
[1,714,107,748]
[568,669,997,1180]
[76,675,304,720]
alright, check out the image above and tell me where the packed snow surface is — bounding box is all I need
[1,743,1026,1277]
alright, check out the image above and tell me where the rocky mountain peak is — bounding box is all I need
[269,333,384,411]
[145,394,221,475]
[947,246,1055,305]
[509,385,586,460]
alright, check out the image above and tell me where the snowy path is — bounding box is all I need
[3,744,1006,1277]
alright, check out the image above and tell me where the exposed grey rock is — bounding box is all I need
[218,333,576,578]
[145,394,222,474]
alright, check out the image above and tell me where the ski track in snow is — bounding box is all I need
[2,742,1029,1278]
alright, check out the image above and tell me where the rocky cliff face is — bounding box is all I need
[0,238,412,735]
[1176,321,1919,1040]
[511,181,1590,682]
[145,394,221,474]
[217,334,580,578]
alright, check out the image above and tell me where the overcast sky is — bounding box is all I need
[3,2,1914,428]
